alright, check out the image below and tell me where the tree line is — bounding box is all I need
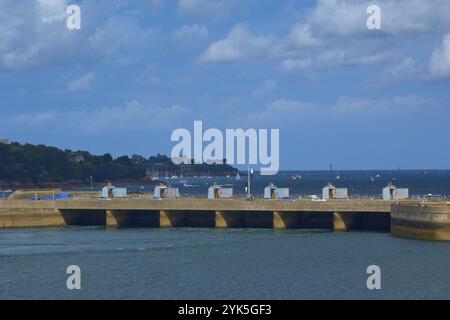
[0,142,237,184]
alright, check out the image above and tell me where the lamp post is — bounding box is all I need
[247,166,253,199]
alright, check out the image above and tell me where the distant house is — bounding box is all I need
[69,152,85,163]
[0,139,11,145]
[131,154,145,164]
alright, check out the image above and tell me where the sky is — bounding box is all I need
[0,0,449,170]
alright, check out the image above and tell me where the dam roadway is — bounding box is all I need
[0,198,393,231]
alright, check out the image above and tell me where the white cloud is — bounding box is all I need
[386,57,419,78]
[308,0,450,37]
[173,24,209,44]
[274,23,321,58]
[330,95,433,116]
[430,34,450,80]
[248,99,319,124]
[198,0,450,73]
[178,0,239,19]
[7,111,57,126]
[248,95,433,124]
[136,65,162,86]
[252,80,277,98]
[0,101,191,134]
[281,58,313,72]
[373,57,424,86]
[199,24,273,63]
[77,101,189,134]
[267,99,318,114]
[280,45,397,71]
[67,73,95,92]
[316,48,397,67]
[0,0,156,71]
[38,0,69,23]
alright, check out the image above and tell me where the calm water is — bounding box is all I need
[107,170,450,198]
[1,227,449,299]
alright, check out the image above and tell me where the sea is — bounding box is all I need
[119,169,450,198]
[0,170,449,299]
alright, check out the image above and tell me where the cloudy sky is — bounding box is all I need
[1,0,449,170]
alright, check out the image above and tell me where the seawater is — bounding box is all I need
[111,170,450,198]
[1,227,449,299]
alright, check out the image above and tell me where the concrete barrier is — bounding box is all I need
[391,203,450,241]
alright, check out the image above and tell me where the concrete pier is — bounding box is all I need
[215,211,246,228]
[106,210,118,228]
[333,212,347,232]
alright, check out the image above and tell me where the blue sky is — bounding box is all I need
[0,0,449,170]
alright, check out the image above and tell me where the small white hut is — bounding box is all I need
[101,183,127,199]
[383,184,409,200]
[322,183,348,200]
[208,185,233,199]
[264,183,289,199]
[153,185,180,199]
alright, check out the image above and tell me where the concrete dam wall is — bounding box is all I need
[391,203,450,241]
[4,198,450,241]
[0,199,391,232]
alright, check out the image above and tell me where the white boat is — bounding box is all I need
[149,168,160,181]
[335,171,341,180]
[183,183,197,188]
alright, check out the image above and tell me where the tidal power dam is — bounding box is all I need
[1,197,449,241]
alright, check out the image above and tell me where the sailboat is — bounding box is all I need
[291,173,302,180]
[151,168,160,181]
